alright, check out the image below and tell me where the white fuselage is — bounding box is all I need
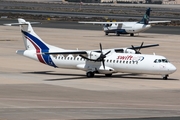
[103,22,151,34]
[19,49,176,76]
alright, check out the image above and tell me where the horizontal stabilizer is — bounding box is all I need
[4,22,40,26]
[149,21,171,24]
[16,50,25,55]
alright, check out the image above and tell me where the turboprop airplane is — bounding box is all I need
[79,8,171,36]
[4,19,176,79]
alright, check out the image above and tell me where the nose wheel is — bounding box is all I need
[163,75,169,80]
[105,32,109,35]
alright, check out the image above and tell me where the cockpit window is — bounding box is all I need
[154,59,169,63]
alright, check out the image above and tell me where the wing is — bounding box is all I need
[78,21,124,25]
[115,44,159,52]
[45,44,159,55]
[148,21,171,24]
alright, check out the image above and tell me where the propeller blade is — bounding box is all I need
[104,50,111,56]
[102,59,105,69]
[131,45,137,52]
[100,43,103,54]
[138,42,144,52]
[131,44,141,54]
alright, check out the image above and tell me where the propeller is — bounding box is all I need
[79,43,111,69]
[96,43,111,69]
[131,42,144,54]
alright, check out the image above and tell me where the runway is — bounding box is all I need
[0,22,180,120]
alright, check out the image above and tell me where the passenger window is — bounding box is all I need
[126,61,128,64]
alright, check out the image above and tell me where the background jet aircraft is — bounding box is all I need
[79,8,171,36]
[4,19,176,79]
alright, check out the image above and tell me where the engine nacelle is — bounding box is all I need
[86,51,101,60]
[98,66,115,74]
[123,48,136,54]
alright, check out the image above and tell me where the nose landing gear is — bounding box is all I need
[162,75,169,80]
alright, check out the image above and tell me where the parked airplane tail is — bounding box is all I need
[4,18,60,67]
[138,8,151,25]
[4,18,51,51]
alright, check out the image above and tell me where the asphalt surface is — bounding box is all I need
[0,3,180,119]
[0,25,180,120]
[1,19,180,35]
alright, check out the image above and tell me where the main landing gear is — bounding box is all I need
[105,32,109,35]
[130,33,134,36]
[86,72,112,78]
[116,33,120,36]
[86,72,94,78]
[105,74,112,77]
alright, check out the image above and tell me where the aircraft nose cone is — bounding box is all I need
[169,64,177,73]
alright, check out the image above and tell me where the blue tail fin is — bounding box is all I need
[138,8,151,25]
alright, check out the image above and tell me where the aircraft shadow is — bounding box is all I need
[73,116,180,120]
[22,71,178,81]
[22,71,88,81]
[106,34,155,38]
[22,71,85,77]
[111,74,179,81]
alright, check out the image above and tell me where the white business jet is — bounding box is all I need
[5,19,176,79]
[79,8,171,36]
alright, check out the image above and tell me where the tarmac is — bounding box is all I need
[0,25,180,120]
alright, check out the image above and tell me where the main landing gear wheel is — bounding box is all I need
[105,74,112,77]
[105,32,109,35]
[116,33,120,36]
[163,75,169,80]
[130,33,134,36]
[86,72,94,78]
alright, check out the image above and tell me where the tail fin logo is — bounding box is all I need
[138,8,151,25]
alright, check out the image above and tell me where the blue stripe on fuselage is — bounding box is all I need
[104,29,128,34]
